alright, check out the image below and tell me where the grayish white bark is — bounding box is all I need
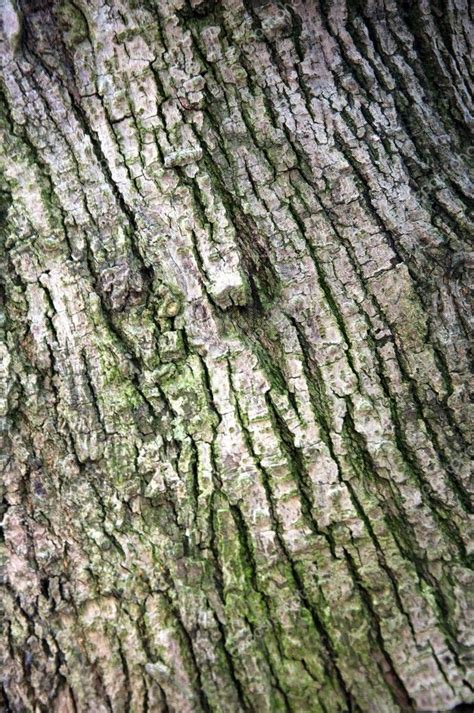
[0,0,472,711]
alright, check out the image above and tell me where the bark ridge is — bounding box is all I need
[0,0,472,711]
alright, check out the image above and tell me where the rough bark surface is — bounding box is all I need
[0,0,472,711]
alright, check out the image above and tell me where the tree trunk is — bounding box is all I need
[0,0,472,711]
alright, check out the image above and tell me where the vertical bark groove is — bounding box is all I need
[0,0,472,711]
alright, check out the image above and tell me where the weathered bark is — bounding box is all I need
[0,0,472,710]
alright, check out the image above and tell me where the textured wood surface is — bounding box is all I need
[0,0,472,711]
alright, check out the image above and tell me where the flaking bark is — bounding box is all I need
[0,0,472,711]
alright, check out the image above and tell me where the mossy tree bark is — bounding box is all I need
[0,0,472,711]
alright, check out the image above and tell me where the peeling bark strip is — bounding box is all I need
[0,0,472,710]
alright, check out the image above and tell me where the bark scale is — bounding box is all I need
[0,0,472,711]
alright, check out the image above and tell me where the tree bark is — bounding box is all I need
[0,0,472,711]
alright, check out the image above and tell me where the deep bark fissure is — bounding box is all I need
[0,0,472,711]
